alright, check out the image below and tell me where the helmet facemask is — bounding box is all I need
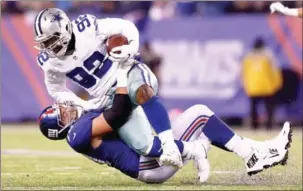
[35,26,71,58]
[55,101,82,129]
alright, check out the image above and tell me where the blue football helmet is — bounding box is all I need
[38,102,81,140]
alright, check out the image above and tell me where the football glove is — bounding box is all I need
[109,44,137,63]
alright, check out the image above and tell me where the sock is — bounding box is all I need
[182,141,195,159]
[203,115,252,158]
[202,115,235,151]
[243,137,263,147]
[142,96,174,143]
[146,137,184,157]
[225,135,253,159]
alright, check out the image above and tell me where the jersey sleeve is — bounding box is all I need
[95,17,139,54]
[43,69,92,109]
[66,110,102,153]
[36,51,95,110]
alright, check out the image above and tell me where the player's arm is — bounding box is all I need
[44,70,98,111]
[91,66,133,139]
[270,2,303,17]
[91,88,131,135]
[96,18,139,61]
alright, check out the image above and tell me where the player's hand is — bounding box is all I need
[109,44,136,63]
[270,2,286,14]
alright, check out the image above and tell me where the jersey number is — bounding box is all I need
[37,53,49,66]
[75,15,91,33]
[66,52,112,89]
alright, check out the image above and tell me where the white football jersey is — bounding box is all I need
[37,14,139,110]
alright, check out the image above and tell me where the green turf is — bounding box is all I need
[1,124,302,190]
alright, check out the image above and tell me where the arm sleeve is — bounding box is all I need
[44,70,90,108]
[96,18,139,54]
[103,94,133,130]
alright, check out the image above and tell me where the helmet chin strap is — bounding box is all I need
[77,106,84,118]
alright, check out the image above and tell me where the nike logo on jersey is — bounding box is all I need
[67,132,76,142]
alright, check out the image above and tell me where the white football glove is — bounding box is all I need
[270,2,286,14]
[109,44,137,63]
[270,2,299,17]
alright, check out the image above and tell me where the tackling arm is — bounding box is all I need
[90,66,133,147]
[91,87,132,141]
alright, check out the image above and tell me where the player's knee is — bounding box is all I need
[190,104,214,117]
[135,85,155,105]
[131,139,152,156]
[139,172,167,184]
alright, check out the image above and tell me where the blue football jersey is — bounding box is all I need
[66,109,140,178]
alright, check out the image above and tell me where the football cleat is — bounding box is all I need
[192,138,210,183]
[244,148,264,176]
[159,141,183,169]
[244,121,293,175]
[260,121,293,169]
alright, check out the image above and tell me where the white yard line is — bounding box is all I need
[212,170,237,174]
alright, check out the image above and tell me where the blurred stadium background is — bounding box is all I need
[1,1,302,190]
[1,1,303,127]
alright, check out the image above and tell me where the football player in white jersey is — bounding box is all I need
[34,8,183,168]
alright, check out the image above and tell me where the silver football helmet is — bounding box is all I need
[34,8,72,58]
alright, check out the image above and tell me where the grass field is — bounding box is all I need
[1,124,302,190]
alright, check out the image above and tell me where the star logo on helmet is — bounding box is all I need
[50,12,63,27]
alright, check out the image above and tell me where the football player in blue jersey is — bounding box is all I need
[38,81,292,183]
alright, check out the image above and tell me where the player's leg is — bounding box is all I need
[136,156,183,183]
[185,104,292,175]
[110,98,184,162]
[137,105,214,183]
[117,106,186,160]
[116,106,154,155]
[127,62,182,168]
